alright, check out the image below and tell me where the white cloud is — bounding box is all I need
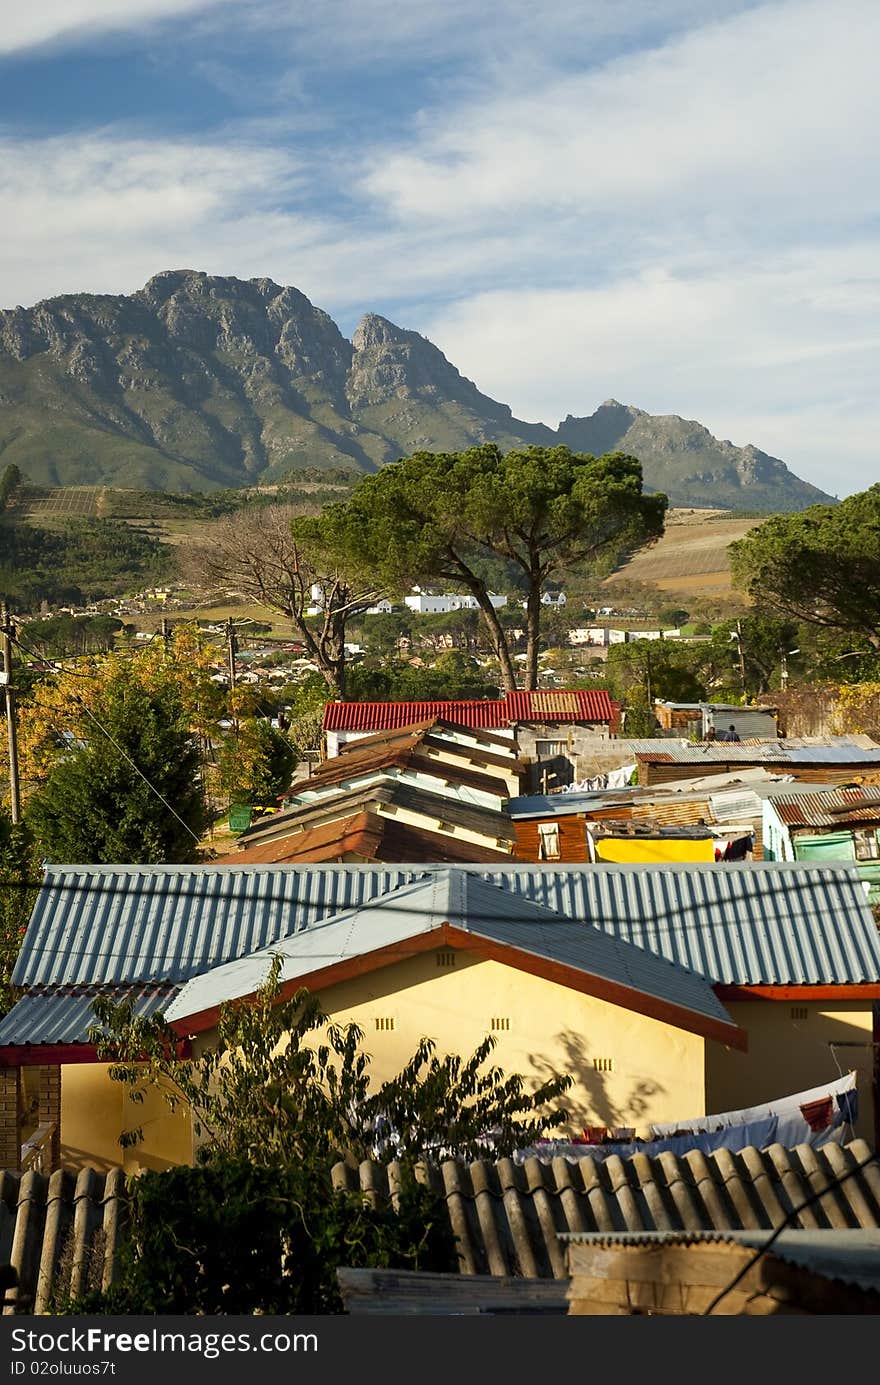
[418,244,880,496]
[0,0,236,55]
[363,0,879,232]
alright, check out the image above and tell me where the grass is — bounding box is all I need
[606,508,765,596]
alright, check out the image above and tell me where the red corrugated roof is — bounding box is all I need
[322,690,614,733]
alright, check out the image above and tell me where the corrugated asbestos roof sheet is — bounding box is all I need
[0,1167,125,1314]
[770,787,880,829]
[165,870,733,1030]
[5,1144,879,1308]
[560,1228,880,1294]
[0,988,173,1046]
[14,863,880,995]
[330,1140,880,1278]
[322,689,614,732]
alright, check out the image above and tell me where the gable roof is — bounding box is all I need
[225,812,515,866]
[163,870,740,1045]
[322,689,615,734]
[11,863,880,993]
[233,780,516,849]
[4,863,880,1052]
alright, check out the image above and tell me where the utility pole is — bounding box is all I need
[160,616,171,657]
[0,600,21,824]
[733,620,747,698]
[225,619,239,733]
[225,619,237,694]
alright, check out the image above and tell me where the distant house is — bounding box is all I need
[364,599,393,615]
[404,590,507,614]
[763,785,880,903]
[654,702,779,741]
[3,862,878,1173]
[322,690,618,790]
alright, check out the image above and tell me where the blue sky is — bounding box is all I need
[1,0,877,497]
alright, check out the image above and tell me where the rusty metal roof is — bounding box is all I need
[331,1139,880,1278]
[770,787,880,829]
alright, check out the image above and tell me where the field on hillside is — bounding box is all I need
[606,509,765,596]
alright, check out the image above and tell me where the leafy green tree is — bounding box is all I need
[90,960,572,1167]
[0,464,21,512]
[345,651,498,703]
[0,811,39,1018]
[706,615,800,698]
[306,445,666,691]
[26,662,207,864]
[730,487,880,650]
[216,717,298,807]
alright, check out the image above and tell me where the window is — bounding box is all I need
[536,740,567,759]
[790,1006,808,1021]
[436,950,456,968]
[854,830,880,861]
[538,822,561,860]
[374,1017,395,1032]
[592,1057,614,1072]
[490,1017,511,1032]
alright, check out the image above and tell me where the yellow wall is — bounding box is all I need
[705,1000,875,1141]
[61,1063,192,1173]
[594,837,715,864]
[54,961,876,1170]
[302,953,707,1136]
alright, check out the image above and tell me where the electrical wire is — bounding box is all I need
[701,1143,880,1315]
[9,632,202,844]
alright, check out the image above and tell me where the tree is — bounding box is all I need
[308,446,666,691]
[730,487,880,650]
[90,959,572,1168]
[216,716,297,808]
[25,658,207,864]
[180,505,380,696]
[0,811,39,1018]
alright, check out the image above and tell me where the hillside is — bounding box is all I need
[0,270,833,511]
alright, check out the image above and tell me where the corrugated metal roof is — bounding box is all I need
[165,870,733,1030]
[331,1140,880,1278]
[559,1228,880,1294]
[0,987,173,1046]
[323,690,614,733]
[770,787,880,829]
[13,863,880,996]
[638,742,880,765]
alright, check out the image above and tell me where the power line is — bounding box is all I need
[702,1143,880,1315]
[10,632,202,844]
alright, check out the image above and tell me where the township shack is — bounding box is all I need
[654,702,780,742]
[1,863,878,1174]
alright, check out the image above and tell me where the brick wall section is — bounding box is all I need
[0,1068,21,1170]
[36,1066,61,1171]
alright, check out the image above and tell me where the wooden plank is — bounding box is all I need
[337,1267,569,1315]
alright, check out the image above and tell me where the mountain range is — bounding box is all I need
[0,270,834,510]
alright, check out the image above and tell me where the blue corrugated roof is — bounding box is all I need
[165,870,733,1031]
[12,863,880,1000]
[0,988,173,1047]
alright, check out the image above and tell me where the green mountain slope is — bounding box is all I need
[0,271,834,510]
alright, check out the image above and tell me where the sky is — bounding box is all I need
[1,0,877,498]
